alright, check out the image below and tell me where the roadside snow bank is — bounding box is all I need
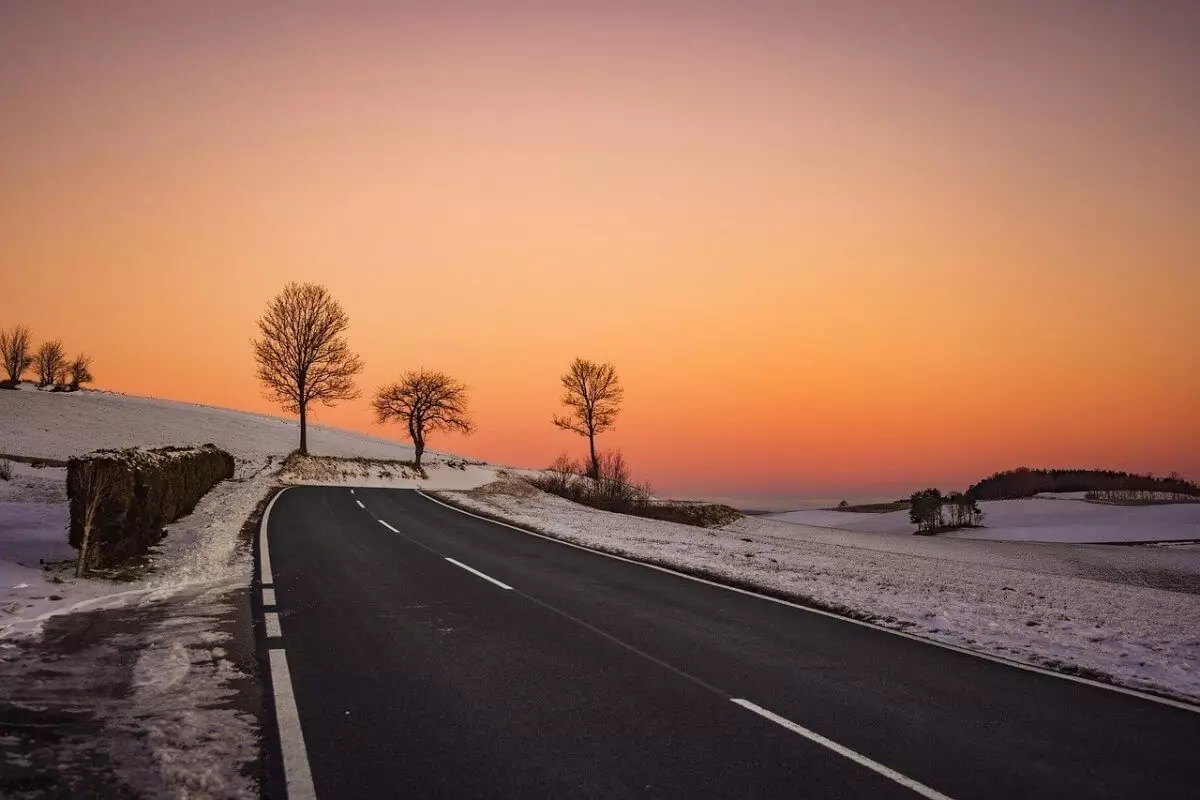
[282,453,497,491]
[441,479,1200,703]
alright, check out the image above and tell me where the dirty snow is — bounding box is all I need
[769,497,1200,543]
[442,478,1200,702]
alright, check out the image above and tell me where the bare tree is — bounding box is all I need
[69,354,94,390]
[75,461,117,578]
[0,324,35,383]
[552,358,623,479]
[35,340,67,387]
[372,370,475,470]
[252,283,364,454]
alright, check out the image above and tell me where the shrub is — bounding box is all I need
[68,445,235,573]
[527,450,737,529]
[531,452,583,495]
[0,458,12,481]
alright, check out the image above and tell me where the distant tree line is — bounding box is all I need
[965,467,1199,501]
[0,324,94,391]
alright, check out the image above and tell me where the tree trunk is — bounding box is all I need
[414,439,424,470]
[588,433,598,480]
[76,520,92,578]
[299,403,308,455]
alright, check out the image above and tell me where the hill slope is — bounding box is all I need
[0,386,422,462]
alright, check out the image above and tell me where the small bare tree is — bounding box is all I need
[69,354,94,390]
[552,358,623,479]
[75,461,117,578]
[0,324,34,383]
[35,340,67,387]
[252,282,364,454]
[372,370,475,470]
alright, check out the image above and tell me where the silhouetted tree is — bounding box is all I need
[371,370,474,470]
[252,282,364,454]
[69,354,93,390]
[552,358,623,479]
[0,325,34,383]
[34,340,67,387]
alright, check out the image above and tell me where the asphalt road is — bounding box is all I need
[264,486,1200,799]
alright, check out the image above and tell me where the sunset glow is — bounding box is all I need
[4,2,1198,502]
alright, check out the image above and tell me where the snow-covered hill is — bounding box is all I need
[769,497,1200,543]
[0,385,420,462]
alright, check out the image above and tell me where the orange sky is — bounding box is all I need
[3,2,1198,500]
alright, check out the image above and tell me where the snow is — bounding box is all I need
[768,497,1200,543]
[0,452,271,796]
[280,454,497,491]
[0,463,121,631]
[442,478,1200,702]
[0,386,424,462]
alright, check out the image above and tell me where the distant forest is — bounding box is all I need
[965,468,1200,502]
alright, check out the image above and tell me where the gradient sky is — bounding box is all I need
[3,1,1198,501]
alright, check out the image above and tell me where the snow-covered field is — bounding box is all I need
[443,478,1200,702]
[770,497,1200,543]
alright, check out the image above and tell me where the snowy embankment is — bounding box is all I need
[770,497,1200,543]
[441,478,1200,703]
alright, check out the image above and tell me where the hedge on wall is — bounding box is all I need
[67,444,236,571]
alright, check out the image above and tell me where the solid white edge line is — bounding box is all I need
[415,490,1200,715]
[269,648,318,800]
[731,699,952,800]
[379,520,399,533]
[356,499,365,509]
[445,557,514,590]
[259,487,288,585]
[260,485,317,799]
[262,587,276,607]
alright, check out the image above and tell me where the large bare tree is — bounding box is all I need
[34,340,67,387]
[0,325,34,383]
[372,370,475,470]
[552,357,623,479]
[252,282,364,454]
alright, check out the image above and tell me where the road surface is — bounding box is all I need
[262,486,1200,799]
